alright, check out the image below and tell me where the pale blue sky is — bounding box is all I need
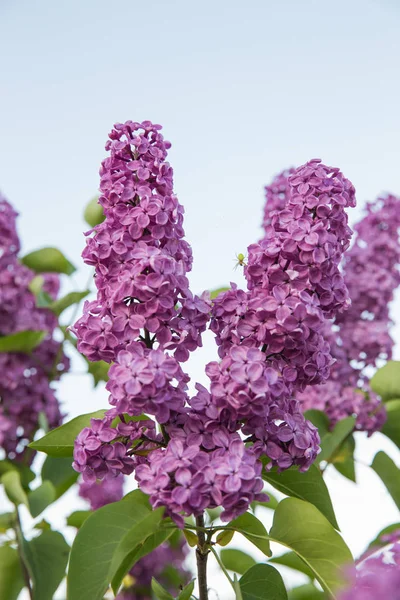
[1,1,400,597]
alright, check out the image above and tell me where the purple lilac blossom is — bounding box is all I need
[209,159,355,468]
[72,120,210,365]
[0,191,67,460]
[73,129,355,525]
[298,194,400,434]
[79,473,124,509]
[339,541,400,600]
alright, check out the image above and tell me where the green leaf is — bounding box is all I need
[84,196,105,227]
[370,361,400,401]
[29,274,46,296]
[28,482,56,518]
[305,411,356,468]
[178,580,195,600]
[304,410,330,437]
[220,549,257,575]
[270,552,314,579]
[0,512,14,532]
[0,545,25,600]
[288,584,325,600]
[210,286,230,300]
[34,519,52,531]
[317,417,356,465]
[371,451,400,510]
[183,529,198,547]
[41,456,79,499]
[29,409,107,456]
[0,330,45,353]
[239,564,288,600]
[88,360,110,386]
[151,578,174,600]
[66,510,91,529]
[216,529,235,546]
[270,551,314,579]
[270,498,353,597]
[49,290,90,316]
[381,399,400,448]
[0,460,35,488]
[262,464,339,529]
[21,247,76,275]
[1,471,28,507]
[332,435,356,483]
[109,507,166,593]
[228,512,271,557]
[24,530,69,600]
[67,494,168,600]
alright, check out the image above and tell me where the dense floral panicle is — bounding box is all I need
[298,194,400,434]
[205,159,355,472]
[79,473,124,510]
[339,542,400,599]
[73,120,211,364]
[73,144,355,523]
[262,168,294,231]
[135,427,267,526]
[0,192,67,460]
[0,193,20,265]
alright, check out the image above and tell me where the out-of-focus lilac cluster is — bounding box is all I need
[78,475,190,599]
[73,124,355,525]
[339,541,400,600]
[297,194,400,434]
[0,192,67,461]
[78,472,124,509]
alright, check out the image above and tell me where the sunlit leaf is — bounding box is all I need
[220,549,256,575]
[371,451,400,510]
[370,361,400,401]
[270,498,352,597]
[29,410,107,457]
[228,512,271,557]
[0,330,45,353]
[28,482,56,518]
[21,247,76,275]
[239,564,288,600]
[262,464,339,529]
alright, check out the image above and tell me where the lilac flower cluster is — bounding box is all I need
[73,126,355,525]
[73,120,210,365]
[339,541,400,600]
[78,472,124,509]
[0,192,67,460]
[78,475,190,599]
[298,194,400,434]
[209,159,355,468]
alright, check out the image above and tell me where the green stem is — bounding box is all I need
[209,546,236,592]
[14,508,33,600]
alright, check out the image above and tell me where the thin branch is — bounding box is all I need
[196,514,209,600]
